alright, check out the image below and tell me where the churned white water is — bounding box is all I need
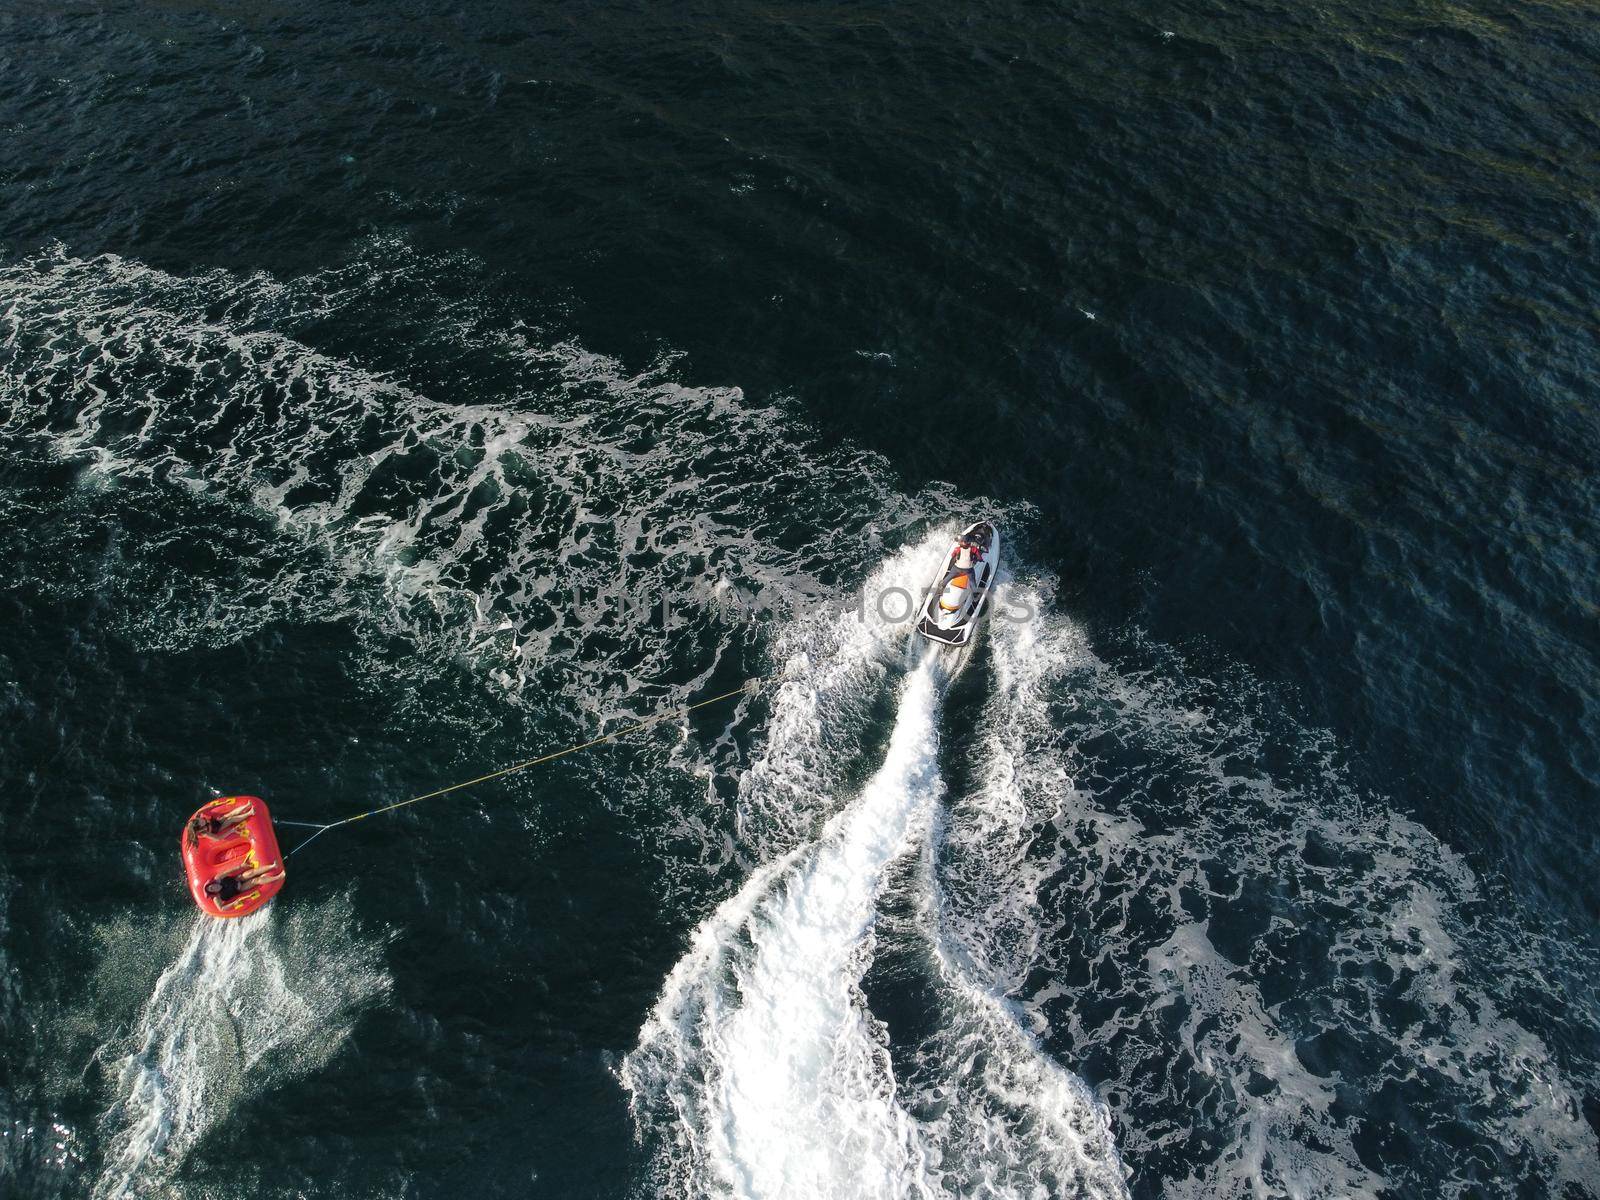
[10,245,1594,1198]
[623,542,1129,1200]
[93,899,389,1199]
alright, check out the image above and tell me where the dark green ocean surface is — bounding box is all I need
[2,2,1597,1197]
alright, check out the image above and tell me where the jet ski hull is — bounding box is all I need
[915,521,1000,647]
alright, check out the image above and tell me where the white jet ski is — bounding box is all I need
[915,521,1000,647]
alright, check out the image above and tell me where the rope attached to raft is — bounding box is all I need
[281,679,760,856]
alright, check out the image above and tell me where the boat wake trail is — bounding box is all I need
[92,898,389,1200]
[0,242,933,724]
[623,542,1129,1200]
[956,573,1600,1198]
[629,544,1600,1198]
[10,242,1593,1196]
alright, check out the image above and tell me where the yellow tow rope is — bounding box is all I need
[281,679,759,855]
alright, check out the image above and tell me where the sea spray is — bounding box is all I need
[731,534,956,862]
[624,554,1128,1199]
[93,896,389,1199]
[940,570,1600,1196]
[702,660,944,1198]
[0,246,938,715]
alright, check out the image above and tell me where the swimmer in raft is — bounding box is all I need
[186,802,256,845]
[204,859,286,910]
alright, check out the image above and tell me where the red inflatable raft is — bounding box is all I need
[181,796,286,918]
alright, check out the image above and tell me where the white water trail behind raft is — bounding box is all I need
[94,899,390,1200]
[623,623,1128,1200]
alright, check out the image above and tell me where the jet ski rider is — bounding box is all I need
[954,539,982,572]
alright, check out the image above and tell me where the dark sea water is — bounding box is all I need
[2,1,1598,1197]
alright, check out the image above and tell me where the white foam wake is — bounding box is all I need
[707,659,944,1198]
[624,545,1128,1200]
[943,570,1600,1198]
[93,899,389,1199]
[729,534,949,862]
[0,244,933,722]
[624,660,942,1199]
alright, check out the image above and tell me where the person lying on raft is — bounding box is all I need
[204,860,285,909]
[186,802,255,845]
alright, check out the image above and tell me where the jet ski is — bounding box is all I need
[915,521,1000,647]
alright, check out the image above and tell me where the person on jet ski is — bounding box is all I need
[954,540,982,571]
